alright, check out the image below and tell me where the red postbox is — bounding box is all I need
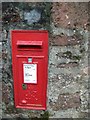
[11,30,48,110]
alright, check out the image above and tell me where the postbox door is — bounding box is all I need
[11,30,48,110]
[15,55,47,109]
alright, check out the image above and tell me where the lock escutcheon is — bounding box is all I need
[22,84,27,90]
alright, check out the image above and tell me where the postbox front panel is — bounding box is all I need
[11,30,48,110]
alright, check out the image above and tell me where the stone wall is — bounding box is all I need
[1,2,89,119]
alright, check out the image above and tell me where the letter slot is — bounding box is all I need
[17,41,43,50]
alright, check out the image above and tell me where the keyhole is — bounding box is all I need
[22,84,27,90]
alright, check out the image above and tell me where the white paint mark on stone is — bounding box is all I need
[24,9,41,24]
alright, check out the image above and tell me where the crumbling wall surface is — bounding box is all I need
[1,2,89,119]
[0,2,2,119]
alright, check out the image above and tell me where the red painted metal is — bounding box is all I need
[11,30,48,110]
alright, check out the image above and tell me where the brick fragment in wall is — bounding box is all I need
[1,0,44,1]
[48,81,81,105]
[0,42,2,76]
[0,31,2,40]
[53,108,88,118]
[0,3,1,17]
[0,82,2,102]
[57,62,79,68]
[0,2,1,29]
[55,109,78,118]
[51,3,88,29]
[2,84,10,104]
[81,66,90,76]
[50,93,81,111]
[49,34,82,46]
[0,42,2,57]
[78,112,88,118]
